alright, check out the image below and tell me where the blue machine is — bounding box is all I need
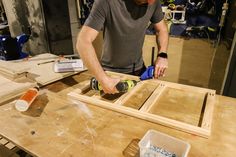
[140,66,155,80]
[0,34,30,60]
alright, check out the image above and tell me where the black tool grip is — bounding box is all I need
[115,82,128,93]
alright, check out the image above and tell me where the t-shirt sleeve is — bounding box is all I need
[84,0,107,31]
[150,1,164,24]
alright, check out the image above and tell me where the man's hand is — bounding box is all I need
[99,76,120,94]
[154,57,168,78]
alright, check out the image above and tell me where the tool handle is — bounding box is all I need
[115,82,128,92]
[90,77,137,93]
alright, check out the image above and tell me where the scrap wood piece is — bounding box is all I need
[123,138,140,157]
[0,144,19,157]
[26,53,86,86]
[26,62,81,86]
[0,138,8,145]
[0,136,16,150]
[0,53,86,86]
[68,91,211,138]
[0,75,36,104]
[0,60,29,79]
[5,142,16,150]
[0,53,56,80]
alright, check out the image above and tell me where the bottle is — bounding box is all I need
[15,87,39,112]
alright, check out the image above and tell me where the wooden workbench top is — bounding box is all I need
[0,71,236,157]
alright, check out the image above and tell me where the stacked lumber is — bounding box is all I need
[0,60,29,79]
[0,75,36,104]
[26,54,81,86]
[0,53,86,86]
[0,53,87,103]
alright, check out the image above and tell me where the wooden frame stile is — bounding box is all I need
[200,92,215,132]
[139,83,166,112]
[114,81,145,105]
[68,72,216,138]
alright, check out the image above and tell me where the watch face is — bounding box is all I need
[158,52,168,58]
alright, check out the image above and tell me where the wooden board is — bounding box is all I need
[0,75,36,105]
[0,53,86,86]
[148,87,206,126]
[0,71,235,157]
[120,82,158,109]
[0,60,29,79]
[0,91,165,157]
[0,145,19,157]
[26,61,81,86]
[0,53,57,79]
[68,72,215,138]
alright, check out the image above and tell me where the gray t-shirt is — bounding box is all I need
[84,0,163,73]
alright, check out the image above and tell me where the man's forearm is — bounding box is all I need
[156,28,169,53]
[154,20,169,53]
[76,26,120,94]
[153,20,169,78]
[76,29,107,83]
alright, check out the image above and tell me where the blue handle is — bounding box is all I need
[140,66,154,80]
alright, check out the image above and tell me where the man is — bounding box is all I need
[77,0,169,94]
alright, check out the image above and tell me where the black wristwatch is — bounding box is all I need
[157,52,168,59]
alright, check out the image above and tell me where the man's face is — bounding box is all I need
[134,0,156,5]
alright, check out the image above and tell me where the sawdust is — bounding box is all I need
[70,99,93,118]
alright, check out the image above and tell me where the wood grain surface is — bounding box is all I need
[148,87,205,126]
[0,71,235,157]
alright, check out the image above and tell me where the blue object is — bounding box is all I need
[140,66,154,80]
[0,34,29,60]
[170,24,187,36]
[16,34,30,59]
[174,0,187,5]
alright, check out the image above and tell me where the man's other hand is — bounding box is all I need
[154,57,168,78]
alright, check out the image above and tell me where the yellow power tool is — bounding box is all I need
[90,77,138,93]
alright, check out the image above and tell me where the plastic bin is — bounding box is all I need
[139,130,191,157]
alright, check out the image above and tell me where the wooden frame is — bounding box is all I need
[68,72,215,138]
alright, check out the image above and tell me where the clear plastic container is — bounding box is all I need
[139,130,191,157]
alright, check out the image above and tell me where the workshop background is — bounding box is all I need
[0,0,235,94]
[0,0,236,157]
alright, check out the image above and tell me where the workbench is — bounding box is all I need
[0,71,236,157]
